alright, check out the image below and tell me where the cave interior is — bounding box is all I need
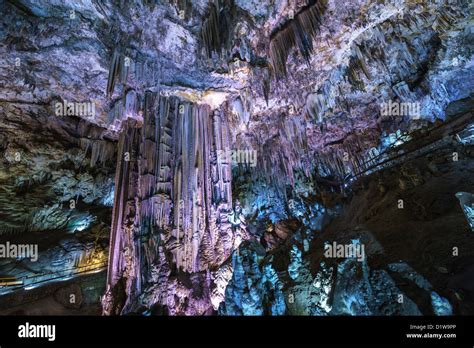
[0,0,473,316]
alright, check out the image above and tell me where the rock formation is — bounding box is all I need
[0,0,473,316]
[103,95,248,315]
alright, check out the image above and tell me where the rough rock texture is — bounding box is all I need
[219,240,286,316]
[103,94,249,315]
[220,112,474,315]
[0,0,473,316]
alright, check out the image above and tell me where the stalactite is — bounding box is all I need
[347,57,364,91]
[353,45,371,80]
[107,90,141,125]
[107,50,131,97]
[269,0,327,79]
[201,1,221,59]
[106,118,140,293]
[262,67,271,104]
[104,94,245,314]
[107,50,121,97]
[90,140,115,168]
[200,0,235,60]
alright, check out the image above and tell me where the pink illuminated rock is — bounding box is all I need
[103,94,248,315]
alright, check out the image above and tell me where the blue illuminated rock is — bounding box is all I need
[455,192,474,231]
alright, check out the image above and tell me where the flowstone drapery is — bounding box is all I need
[103,94,247,315]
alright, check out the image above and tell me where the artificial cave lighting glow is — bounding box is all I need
[0,0,473,326]
[69,215,97,233]
[456,123,474,145]
[101,188,115,207]
[431,292,453,316]
[455,192,474,232]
